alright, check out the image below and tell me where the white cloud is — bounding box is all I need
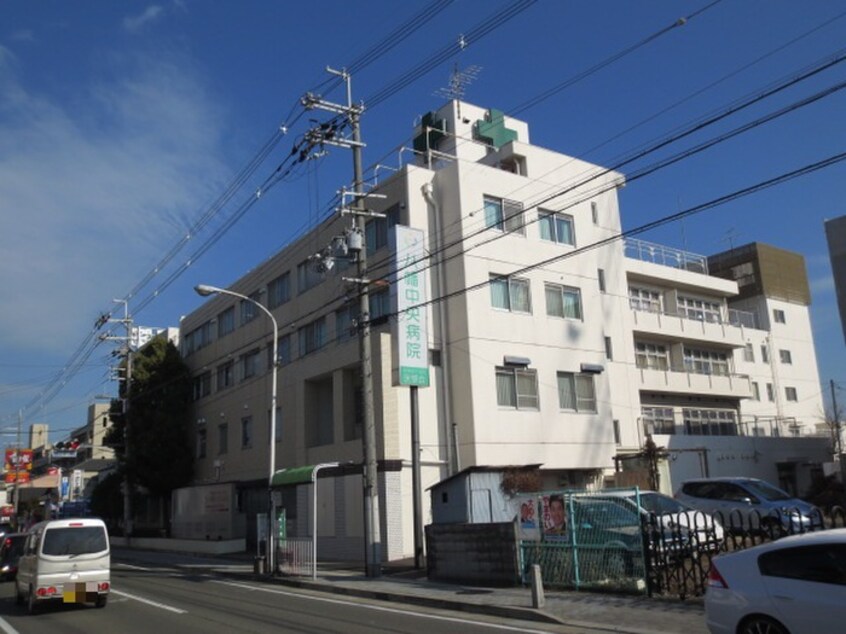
[11,30,35,43]
[123,5,164,32]
[810,273,835,295]
[0,51,228,353]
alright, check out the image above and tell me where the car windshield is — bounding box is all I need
[42,526,107,556]
[636,493,689,515]
[742,480,793,502]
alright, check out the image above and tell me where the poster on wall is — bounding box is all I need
[541,493,569,541]
[510,494,540,541]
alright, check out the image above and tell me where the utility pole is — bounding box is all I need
[12,410,22,528]
[302,68,382,577]
[831,379,842,455]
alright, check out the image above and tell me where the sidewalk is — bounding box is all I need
[111,547,708,634]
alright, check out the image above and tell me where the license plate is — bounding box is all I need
[62,582,100,603]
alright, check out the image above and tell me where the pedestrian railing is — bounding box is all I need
[277,537,313,576]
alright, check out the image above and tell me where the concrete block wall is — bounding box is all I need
[426,522,520,586]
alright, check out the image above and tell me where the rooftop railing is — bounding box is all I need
[624,238,708,274]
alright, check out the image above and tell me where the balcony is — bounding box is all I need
[624,238,708,274]
[637,365,752,399]
[630,308,750,346]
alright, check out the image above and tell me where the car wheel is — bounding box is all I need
[26,586,37,615]
[603,549,630,578]
[95,595,108,609]
[738,615,789,634]
[14,582,23,606]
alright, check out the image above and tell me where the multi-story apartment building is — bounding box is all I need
[178,100,828,561]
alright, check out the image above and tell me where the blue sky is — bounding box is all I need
[1,1,845,440]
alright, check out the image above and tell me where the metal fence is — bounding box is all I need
[276,537,313,576]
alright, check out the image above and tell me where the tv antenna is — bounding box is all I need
[434,62,482,102]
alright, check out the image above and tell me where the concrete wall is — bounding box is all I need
[426,522,520,586]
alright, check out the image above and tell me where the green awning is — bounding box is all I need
[271,465,317,487]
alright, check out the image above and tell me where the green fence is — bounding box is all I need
[518,489,648,593]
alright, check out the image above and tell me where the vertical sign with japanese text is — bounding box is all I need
[392,225,430,387]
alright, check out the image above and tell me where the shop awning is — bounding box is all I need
[270,466,317,487]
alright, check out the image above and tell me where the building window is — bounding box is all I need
[545,283,582,320]
[268,272,290,309]
[613,419,621,445]
[751,381,760,401]
[538,209,574,245]
[365,204,400,254]
[591,201,599,225]
[218,423,228,455]
[629,287,662,313]
[761,345,770,364]
[766,383,775,402]
[369,288,391,321]
[184,321,213,355]
[241,416,253,449]
[297,259,323,295]
[683,347,729,376]
[683,408,738,436]
[490,275,532,313]
[196,429,207,459]
[484,195,525,235]
[743,343,754,363]
[241,349,260,380]
[779,349,792,364]
[604,336,613,361]
[557,372,597,413]
[298,317,327,356]
[597,268,606,293]
[495,366,539,409]
[336,303,359,342]
[192,372,211,401]
[635,342,669,371]
[217,306,235,338]
[677,296,723,323]
[773,309,786,324]
[273,334,291,367]
[642,406,676,434]
[785,387,798,402]
[216,361,234,392]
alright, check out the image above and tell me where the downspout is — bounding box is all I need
[422,181,456,475]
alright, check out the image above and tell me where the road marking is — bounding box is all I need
[211,580,551,633]
[115,563,155,571]
[0,616,19,634]
[111,589,187,614]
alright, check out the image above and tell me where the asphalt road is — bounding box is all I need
[0,562,584,634]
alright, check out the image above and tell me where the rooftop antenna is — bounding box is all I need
[434,47,482,119]
[720,227,740,252]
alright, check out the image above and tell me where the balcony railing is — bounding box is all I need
[630,302,759,331]
[624,238,708,274]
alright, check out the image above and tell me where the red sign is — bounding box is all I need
[4,471,30,484]
[4,449,33,473]
[47,466,59,475]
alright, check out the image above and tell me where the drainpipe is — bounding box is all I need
[422,181,456,475]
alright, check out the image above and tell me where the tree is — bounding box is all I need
[106,337,193,533]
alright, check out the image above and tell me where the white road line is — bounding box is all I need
[211,580,552,633]
[115,563,155,571]
[111,589,187,614]
[0,616,19,634]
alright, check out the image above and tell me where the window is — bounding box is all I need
[490,275,532,313]
[751,382,760,401]
[613,419,621,445]
[297,259,323,295]
[642,406,675,434]
[635,342,669,371]
[184,321,213,355]
[759,544,846,586]
[597,268,606,293]
[216,361,234,392]
[761,345,770,363]
[495,366,539,409]
[683,408,738,436]
[683,347,729,376]
[766,383,775,402]
[277,334,291,366]
[365,204,400,254]
[591,201,599,225]
[483,195,525,234]
[298,317,327,356]
[196,429,207,459]
[240,291,263,325]
[785,386,798,402]
[604,336,613,361]
[369,288,391,321]
[336,303,359,342]
[217,306,235,338]
[538,209,575,245]
[241,416,252,449]
[779,349,792,364]
[773,309,786,324]
[241,349,260,380]
[557,372,597,413]
[743,343,754,363]
[268,272,290,309]
[677,296,723,323]
[218,423,228,455]
[545,283,582,319]
[629,287,662,313]
[192,372,211,401]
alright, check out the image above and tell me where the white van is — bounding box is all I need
[15,518,110,613]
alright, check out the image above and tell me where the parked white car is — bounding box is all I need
[705,529,846,634]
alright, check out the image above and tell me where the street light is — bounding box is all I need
[195,284,279,574]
